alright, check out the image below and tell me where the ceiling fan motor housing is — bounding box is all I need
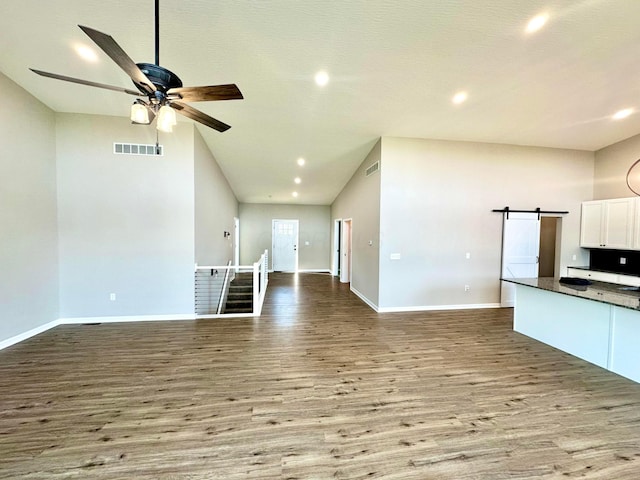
[136,63,183,93]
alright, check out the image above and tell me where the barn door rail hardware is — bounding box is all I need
[492,206,569,220]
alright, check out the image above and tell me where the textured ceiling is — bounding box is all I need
[2,0,640,204]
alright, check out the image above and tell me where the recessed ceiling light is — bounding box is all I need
[452,91,468,105]
[294,177,301,184]
[613,108,633,120]
[292,191,299,197]
[315,71,329,87]
[74,44,98,62]
[526,13,549,33]
[297,158,306,166]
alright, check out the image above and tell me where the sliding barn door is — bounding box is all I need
[501,212,540,307]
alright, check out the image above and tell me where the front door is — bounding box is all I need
[272,219,299,272]
[501,212,540,307]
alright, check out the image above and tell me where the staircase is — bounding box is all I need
[224,273,253,314]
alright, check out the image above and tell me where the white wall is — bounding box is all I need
[378,137,594,309]
[239,203,331,270]
[0,72,58,343]
[594,132,640,199]
[194,128,238,266]
[56,114,196,318]
[331,140,381,307]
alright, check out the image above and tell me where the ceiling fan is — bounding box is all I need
[30,0,242,133]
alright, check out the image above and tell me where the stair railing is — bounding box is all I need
[216,260,233,314]
[253,249,269,314]
[194,249,269,317]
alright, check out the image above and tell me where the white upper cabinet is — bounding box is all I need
[580,201,605,248]
[580,198,635,249]
[633,198,640,250]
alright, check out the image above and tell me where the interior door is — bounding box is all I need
[501,212,540,307]
[272,219,299,272]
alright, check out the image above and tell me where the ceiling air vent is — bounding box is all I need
[113,143,163,156]
[365,161,379,177]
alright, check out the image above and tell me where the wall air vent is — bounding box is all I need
[113,143,163,156]
[365,161,379,177]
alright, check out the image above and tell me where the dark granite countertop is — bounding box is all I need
[503,277,640,311]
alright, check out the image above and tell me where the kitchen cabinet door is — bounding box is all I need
[632,198,640,250]
[603,198,634,249]
[580,201,604,248]
[566,267,618,283]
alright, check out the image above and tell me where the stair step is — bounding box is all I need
[224,273,254,313]
[226,297,252,304]
[227,293,252,299]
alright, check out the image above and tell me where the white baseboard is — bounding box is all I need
[59,313,196,324]
[0,319,61,351]
[377,303,502,313]
[297,269,332,273]
[350,286,379,311]
[348,288,501,314]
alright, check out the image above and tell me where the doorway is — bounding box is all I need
[539,217,559,277]
[340,219,352,284]
[272,219,299,272]
[333,219,342,276]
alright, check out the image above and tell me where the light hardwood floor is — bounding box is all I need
[2,273,640,479]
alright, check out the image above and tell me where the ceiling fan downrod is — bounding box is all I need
[155,0,160,66]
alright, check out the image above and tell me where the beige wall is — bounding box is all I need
[194,128,238,266]
[331,140,381,306]
[378,137,594,309]
[56,114,196,317]
[594,133,640,199]
[239,203,331,270]
[0,72,58,344]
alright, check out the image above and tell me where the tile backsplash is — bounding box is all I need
[590,249,640,276]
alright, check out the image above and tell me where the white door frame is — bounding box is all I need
[272,219,299,272]
[333,219,342,276]
[340,218,352,284]
[234,217,240,270]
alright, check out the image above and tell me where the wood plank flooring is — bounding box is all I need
[2,273,640,479]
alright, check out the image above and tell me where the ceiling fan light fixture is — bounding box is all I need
[30,0,242,134]
[157,105,177,132]
[130,102,150,124]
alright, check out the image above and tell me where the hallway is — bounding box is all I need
[1,273,640,478]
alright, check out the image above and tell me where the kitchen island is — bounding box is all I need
[504,277,640,384]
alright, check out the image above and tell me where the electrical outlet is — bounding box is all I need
[572,254,577,261]
[465,252,471,259]
[110,293,116,301]
[620,257,627,265]
[464,285,470,292]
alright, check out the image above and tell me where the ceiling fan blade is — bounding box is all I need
[30,69,143,96]
[170,101,231,132]
[167,84,243,102]
[78,25,156,94]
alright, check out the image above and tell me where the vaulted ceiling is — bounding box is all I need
[2,0,640,204]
